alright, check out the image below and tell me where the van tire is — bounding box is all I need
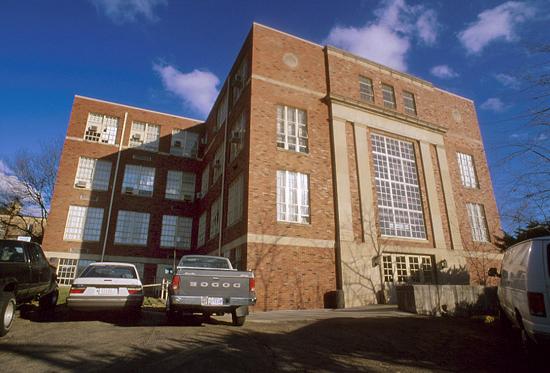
[1,293,16,337]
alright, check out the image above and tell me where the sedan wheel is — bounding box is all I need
[1,293,16,337]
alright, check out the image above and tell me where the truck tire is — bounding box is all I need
[231,311,246,326]
[1,293,16,337]
[39,288,58,312]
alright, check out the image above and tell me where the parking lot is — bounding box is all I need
[0,304,532,372]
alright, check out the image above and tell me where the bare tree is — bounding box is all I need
[0,139,62,242]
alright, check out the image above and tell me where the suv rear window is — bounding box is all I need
[0,244,25,262]
[80,265,137,279]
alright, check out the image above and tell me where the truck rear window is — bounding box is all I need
[179,257,230,269]
[80,265,137,279]
[0,244,25,262]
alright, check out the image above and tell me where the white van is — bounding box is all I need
[489,236,550,350]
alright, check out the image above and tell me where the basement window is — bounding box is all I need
[382,254,434,284]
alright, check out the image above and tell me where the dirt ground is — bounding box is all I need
[0,304,535,372]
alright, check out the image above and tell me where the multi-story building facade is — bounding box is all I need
[43,23,502,310]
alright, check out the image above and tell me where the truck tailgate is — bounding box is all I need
[174,269,251,298]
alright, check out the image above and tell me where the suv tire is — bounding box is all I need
[1,293,16,337]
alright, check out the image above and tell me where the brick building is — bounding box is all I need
[42,23,502,309]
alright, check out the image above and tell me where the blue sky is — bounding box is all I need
[1,0,548,231]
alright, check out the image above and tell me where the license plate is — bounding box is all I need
[97,288,118,295]
[201,297,223,306]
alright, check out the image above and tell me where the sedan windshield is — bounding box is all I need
[178,257,230,269]
[80,265,137,279]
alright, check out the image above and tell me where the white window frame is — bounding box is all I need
[382,84,396,109]
[84,113,119,145]
[122,164,155,197]
[232,58,249,104]
[457,152,478,188]
[212,147,224,184]
[359,76,374,103]
[227,174,244,227]
[63,206,104,242]
[277,105,308,153]
[201,167,209,197]
[216,94,228,131]
[160,215,193,249]
[114,210,150,246]
[382,254,434,284]
[229,112,246,162]
[276,170,310,224]
[129,121,160,151]
[371,134,426,239]
[209,197,221,239]
[171,130,198,158]
[165,170,196,202]
[466,203,489,242]
[197,212,207,247]
[56,258,78,286]
[74,157,112,191]
[403,91,417,115]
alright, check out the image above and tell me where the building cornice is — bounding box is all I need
[327,93,448,135]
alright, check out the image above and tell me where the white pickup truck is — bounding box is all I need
[166,255,256,326]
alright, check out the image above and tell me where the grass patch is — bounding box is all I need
[143,297,166,308]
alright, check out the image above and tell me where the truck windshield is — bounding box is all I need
[0,244,25,263]
[80,265,137,279]
[178,257,230,269]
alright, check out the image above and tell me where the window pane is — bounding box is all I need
[276,170,310,223]
[382,84,396,109]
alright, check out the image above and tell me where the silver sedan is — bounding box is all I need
[66,262,144,314]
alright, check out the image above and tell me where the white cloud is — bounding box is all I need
[430,65,459,79]
[458,1,535,55]
[495,73,521,89]
[325,0,440,71]
[153,64,220,118]
[0,160,26,204]
[480,97,506,112]
[90,0,167,24]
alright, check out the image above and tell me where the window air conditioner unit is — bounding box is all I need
[195,192,203,199]
[230,131,242,143]
[75,180,87,188]
[183,194,194,202]
[124,187,135,194]
[173,140,182,148]
[88,125,98,132]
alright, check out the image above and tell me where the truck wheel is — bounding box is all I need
[231,311,246,327]
[1,293,16,337]
[39,289,58,312]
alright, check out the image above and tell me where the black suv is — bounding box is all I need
[0,240,58,336]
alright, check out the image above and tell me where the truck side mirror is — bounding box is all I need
[488,267,500,277]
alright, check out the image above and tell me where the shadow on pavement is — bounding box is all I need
[3,312,532,372]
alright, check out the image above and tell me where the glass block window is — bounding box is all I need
[160,215,192,249]
[114,210,150,245]
[232,58,249,104]
[212,147,224,184]
[466,203,489,242]
[171,130,198,158]
[201,167,209,197]
[276,170,310,224]
[122,165,155,196]
[403,91,417,115]
[216,94,228,130]
[210,197,221,239]
[229,112,246,162]
[371,134,426,239]
[57,258,78,286]
[84,113,119,144]
[382,254,434,284]
[63,206,104,241]
[359,76,374,103]
[165,170,196,201]
[382,84,396,109]
[227,174,244,227]
[197,212,207,247]
[74,157,112,191]
[277,105,308,153]
[457,152,478,188]
[129,122,160,151]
